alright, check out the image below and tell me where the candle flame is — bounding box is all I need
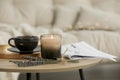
[51,35,54,39]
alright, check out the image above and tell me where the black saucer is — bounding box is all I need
[7,46,40,54]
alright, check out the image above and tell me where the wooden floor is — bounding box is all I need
[18,63,120,80]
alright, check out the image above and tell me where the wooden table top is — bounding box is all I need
[0,58,101,73]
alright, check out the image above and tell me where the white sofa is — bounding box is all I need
[0,0,120,80]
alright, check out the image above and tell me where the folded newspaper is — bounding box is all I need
[61,41,117,62]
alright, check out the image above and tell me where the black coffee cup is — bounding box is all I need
[8,36,39,54]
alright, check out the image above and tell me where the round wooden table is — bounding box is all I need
[0,58,101,80]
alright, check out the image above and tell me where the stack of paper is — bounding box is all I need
[61,41,117,61]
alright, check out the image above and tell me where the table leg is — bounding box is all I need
[26,70,84,80]
[79,69,85,80]
[36,73,40,80]
[26,73,32,80]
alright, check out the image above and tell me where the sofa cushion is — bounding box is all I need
[91,0,120,14]
[53,0,91,31]
[0,0,53,26]
[53,5,80,31]
[35,0,54,27]
[74,6,120,31]
[54,0,91,6]
[0,0,23,25]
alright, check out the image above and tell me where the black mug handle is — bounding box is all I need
[8,38,16,47]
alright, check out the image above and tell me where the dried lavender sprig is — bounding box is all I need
[18,61,44,67]
[22,56,42,61]
[9,60,45,67]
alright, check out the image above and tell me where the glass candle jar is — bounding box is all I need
[40,34,62,60]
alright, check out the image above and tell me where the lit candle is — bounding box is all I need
[40,34,62,59]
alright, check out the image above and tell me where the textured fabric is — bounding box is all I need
[74,5,120,31]
[0,0,53,26]
[54,0,91,6]
[53,5,79,31]
[91,0,120,14]
[0,72,19,80]
[53,0,90,31]
[35,0,53,26]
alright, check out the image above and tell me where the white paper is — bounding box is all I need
[61,41,117,61]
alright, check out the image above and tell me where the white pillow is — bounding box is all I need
[0,0,23,24]
[75,6,120,31]
[15,0,54,27]
[53,5,80,31]
[0,0,54,26]
[54,0,91,6]
[91,0,119,13]
[36,0,54,26]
